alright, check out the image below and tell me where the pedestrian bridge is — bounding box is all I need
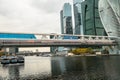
[0,33,117,47]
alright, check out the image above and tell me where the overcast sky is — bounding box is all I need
[0,0,72,34]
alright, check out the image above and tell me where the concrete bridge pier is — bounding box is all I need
[9,47,19,55]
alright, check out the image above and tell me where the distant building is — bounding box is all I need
[73,0,84,35]
[60,10,64,34]
[60,3,73,34]
[81,0,107,36]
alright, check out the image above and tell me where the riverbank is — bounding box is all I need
[53,54,120,57]
[67,54,120,57]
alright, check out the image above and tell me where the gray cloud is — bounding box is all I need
[31,0,65,13]
[0,0,72,34]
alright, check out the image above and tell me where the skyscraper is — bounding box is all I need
[73,0,84,35]
[81,0,107,36]
[99,0,120,49]
[60,10,64,34]
[99,0,120,37]
[59,3,73,52]
[60,3,73,34]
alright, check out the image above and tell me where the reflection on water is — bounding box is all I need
[8,64,23,79]
[51,57,66,76]
[0,63,24,80]
[0,56,120,80]
[51,56,120,80]
[0,56,51,80]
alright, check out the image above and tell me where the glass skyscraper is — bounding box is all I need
[99,0,120,49]
[60,3,73,34]
[99,0,120,37]
[59,3,73,52]
[81,0,107,36]
[60,10,64,34]
[73,0,84,35]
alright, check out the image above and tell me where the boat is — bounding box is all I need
[0,55,24,64]
[17,56,24,63]
[9,56,18,64]
[1,56,10,64]
[1,58,10,64]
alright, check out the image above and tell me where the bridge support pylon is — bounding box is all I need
[9,47,19,55]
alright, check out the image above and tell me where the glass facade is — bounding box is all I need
[63,3,72,17]
[99,0,120,37]
[0,33,36,39]
[73,0,84,35]
[61,3,73,34]
[81,0,107,36]
[64,17,73,34]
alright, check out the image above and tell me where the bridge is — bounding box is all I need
[0,32,117,47]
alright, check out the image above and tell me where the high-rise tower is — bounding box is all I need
[81,0,107,36]
[60,3,73,34]
[60,10,64,34]
[99,0,120,37]
[99,0,120,49]
[73,0,84,35]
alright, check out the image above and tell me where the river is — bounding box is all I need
[0,56,120,80]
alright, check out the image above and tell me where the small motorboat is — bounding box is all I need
[1,56,10,64]
[17,56,24,63]
[10,56,18,63]
[0,55,24,64]
[5,56,18,64]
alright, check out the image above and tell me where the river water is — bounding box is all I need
[0,56,120,80]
